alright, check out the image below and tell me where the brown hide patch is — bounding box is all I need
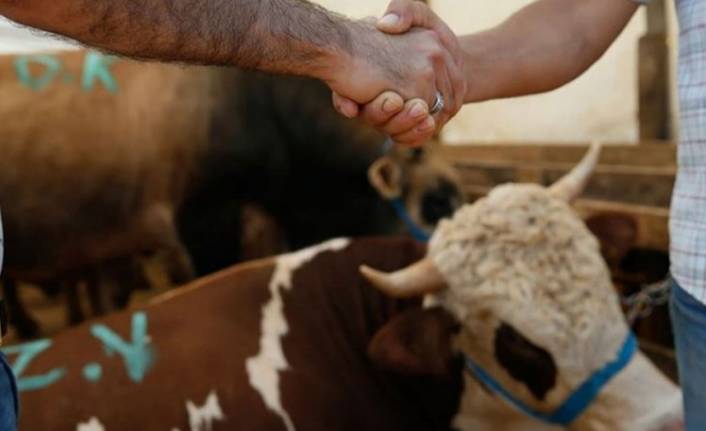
[368,307,459,376]
[12,260,288,431]
[494,323,557,401]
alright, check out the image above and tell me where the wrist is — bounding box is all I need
[460,34,491,103]
[319,21,387,102]
[308,20,358,83]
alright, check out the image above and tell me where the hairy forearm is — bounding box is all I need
[0,0,354,79]
[462,0,639,102]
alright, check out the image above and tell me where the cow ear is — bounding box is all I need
[494,323,557,401]
[369,307,459,375]
[368,156,403,199]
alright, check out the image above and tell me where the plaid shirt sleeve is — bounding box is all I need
[670,0,706,304]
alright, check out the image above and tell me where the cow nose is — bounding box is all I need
[421,182,460,225]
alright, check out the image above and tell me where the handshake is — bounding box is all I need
[324,0,467,147]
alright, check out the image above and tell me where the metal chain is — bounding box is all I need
[621,278,671,325]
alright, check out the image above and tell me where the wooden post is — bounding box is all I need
[638,0,672,141]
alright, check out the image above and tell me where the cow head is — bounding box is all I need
[362,144,683,431]
[368,146,463,234]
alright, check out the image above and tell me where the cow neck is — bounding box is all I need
[277,237,464,430]
[569,351,682,431]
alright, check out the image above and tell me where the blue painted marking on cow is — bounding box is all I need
[13,51,119,92]
[14,55,62,91]
[1,339,67,392]
[81,52,118,93]
[82,363,103,382]
[90,312,154,383]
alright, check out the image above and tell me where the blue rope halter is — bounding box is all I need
[380,137,431,243]
[389,198,431,243]
[464,331,638,426]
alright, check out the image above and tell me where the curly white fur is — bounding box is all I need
[424,184,681,430]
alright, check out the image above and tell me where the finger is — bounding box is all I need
[360,91,405,126]
[432,50,454,125]
[412,4,461,63]
[424,14,462,65]
[436,47,465,127]
[392,116,436,147]
[332,91,360,119]
[377,0,416,34]
[379,0,463,69]
[381,99,430,136]
[446,47,467,118]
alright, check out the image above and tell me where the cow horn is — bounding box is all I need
[548,142,602,202]
[360,258,447,298]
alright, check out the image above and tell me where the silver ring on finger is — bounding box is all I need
[429,91,445,115]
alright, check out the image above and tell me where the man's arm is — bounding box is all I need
[459,0,639,102]
[341,0,639,144]
[0,0,463,108]
[0,0,347,73]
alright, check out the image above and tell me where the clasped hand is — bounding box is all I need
[328,0,466,147]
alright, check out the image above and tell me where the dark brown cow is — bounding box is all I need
[3,237,464,431]
[0,49,462,337]
[0,50,204,337]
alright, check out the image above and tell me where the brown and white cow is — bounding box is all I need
[2,147,681,430]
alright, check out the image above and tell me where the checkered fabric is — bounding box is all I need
[671,0,706,304]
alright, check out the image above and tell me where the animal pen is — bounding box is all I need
[0,0,689,430]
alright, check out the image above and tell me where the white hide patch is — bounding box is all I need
[76,417,105,431]
[186,390,225,431]
[245,238,350,431]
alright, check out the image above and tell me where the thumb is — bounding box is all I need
[332,92,360,119]
[377,0,415,34]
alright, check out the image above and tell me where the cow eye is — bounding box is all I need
[494,323,557,401]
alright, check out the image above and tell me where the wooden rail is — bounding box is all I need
[439,143,676,251]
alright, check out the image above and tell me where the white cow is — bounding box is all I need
[363,144,683,431]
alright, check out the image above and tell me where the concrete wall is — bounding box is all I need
[0,18,77,54]
[435,0,648,143]
[1,3,665,144]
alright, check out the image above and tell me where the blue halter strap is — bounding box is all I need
[380,137,431,243]
[389,198,431,243]
[464,331,638,427]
